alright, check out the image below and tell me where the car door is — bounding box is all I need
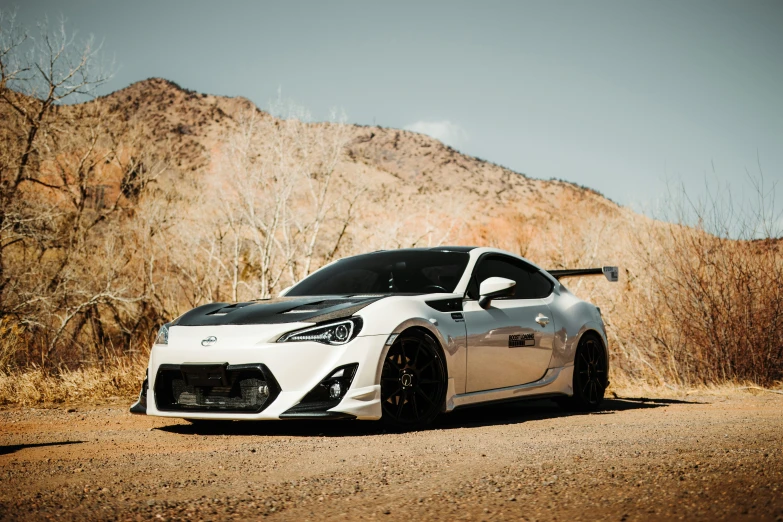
[463,255,555,392]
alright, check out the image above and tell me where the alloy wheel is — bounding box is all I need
[380,332,446,428]
[574,336,607,406]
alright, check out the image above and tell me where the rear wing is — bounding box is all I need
[547,266,618,282]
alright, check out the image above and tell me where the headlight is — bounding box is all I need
[154,324,170,345]
[278,318,362,345]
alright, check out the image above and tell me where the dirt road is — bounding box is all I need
[1,392,781,521]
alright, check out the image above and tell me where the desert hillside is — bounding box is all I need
[79,78,635,265]
[86,78,627,231]
[2,77,780,397]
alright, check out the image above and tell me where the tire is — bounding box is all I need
[558,332,608,411]
[380,330,447,430]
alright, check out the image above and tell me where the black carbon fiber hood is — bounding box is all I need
[171,296,384,326]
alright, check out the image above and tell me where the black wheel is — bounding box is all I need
[559,333,607,411]
[380,331,447,430]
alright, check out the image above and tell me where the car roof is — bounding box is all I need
[360,246,478,255]
[426,246,477,253]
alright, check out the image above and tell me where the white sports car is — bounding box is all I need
[131,247,617,429]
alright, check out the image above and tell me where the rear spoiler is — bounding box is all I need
[547,266,618,282]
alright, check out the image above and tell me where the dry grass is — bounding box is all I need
[0,356,146,407]
[607,380,783,401]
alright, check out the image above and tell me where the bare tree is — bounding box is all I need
[0,12,193,367]
[1,12,112,317]
[219,102,363,298]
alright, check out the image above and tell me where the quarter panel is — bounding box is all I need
[548,291,607,368]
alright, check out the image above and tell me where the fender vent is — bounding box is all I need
[425,298,463,312]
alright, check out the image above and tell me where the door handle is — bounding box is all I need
[535,314,549,326]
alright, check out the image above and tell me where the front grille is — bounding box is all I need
[154,363,279,413]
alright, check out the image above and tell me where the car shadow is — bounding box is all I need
[437,396,699,430]
[154,395,701,438]
[0,440,84,456]
[612,396,699,405]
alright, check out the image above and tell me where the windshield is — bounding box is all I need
[286,250,470,296]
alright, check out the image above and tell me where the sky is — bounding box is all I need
[7,0,783,231]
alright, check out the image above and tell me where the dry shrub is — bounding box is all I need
[607,380,783,400]
[0,318,25,369]
[0,355,146,406]
[636,226,783,386]
[632,177,783,386]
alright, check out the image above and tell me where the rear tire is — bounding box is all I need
[558,332,608,411]
[380,330,447,431]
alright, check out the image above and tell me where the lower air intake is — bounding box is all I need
[154,363,279,413]
[280,363,358,419]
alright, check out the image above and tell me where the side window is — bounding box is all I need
[473,256,529,300]
[528,270,554,299]
[471,255,552,300]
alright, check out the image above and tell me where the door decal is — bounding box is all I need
[509,333,535,348]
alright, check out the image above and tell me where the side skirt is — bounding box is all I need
[446,366,574,411]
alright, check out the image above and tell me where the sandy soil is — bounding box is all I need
[1,392,781,521]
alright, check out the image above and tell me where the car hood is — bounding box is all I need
[171,295,386,326]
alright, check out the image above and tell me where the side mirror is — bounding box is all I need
[478,277,516,309]
[278,285,293,297]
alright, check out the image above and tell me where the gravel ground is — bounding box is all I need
[1,391,781,521]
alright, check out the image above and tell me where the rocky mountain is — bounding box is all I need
[77,78,635,257]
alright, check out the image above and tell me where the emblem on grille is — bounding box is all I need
[201,336,217,347]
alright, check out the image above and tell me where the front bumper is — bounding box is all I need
[142,331,387,420]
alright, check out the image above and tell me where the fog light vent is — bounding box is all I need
[281,363,359,417]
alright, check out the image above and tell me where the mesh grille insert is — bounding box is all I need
[154,363,279,413]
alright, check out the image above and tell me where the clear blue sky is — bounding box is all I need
[8,0,783,228]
